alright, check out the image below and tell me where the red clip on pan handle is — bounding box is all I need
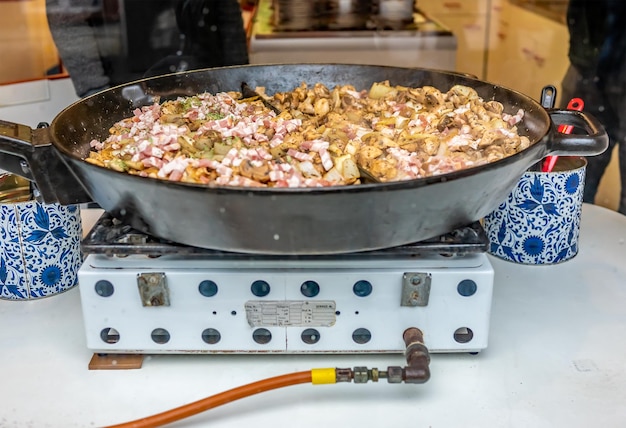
[557,98,585,134]
[543,98,585,172]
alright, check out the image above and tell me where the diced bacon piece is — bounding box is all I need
[185,110,200,121]
[254,133,269,142]
[269,170,285,181]
[276,163,294,172]
[162,142,181,152]
[311,140,329,152]
[318,147,334,171]
[195,158,221,169]
[299,139,327,152]
[216,175,266,188]
[387,147,424,180]
[142,157,164,169]
[217,117,232,129]
[89,139,105,150]
[221,148,239,166]
[497,128,517,138]
[232,157,243,167]
[216,164,233,177]
[287,148,313,162]
[287,175,304,187]
[238,177,266,187]
[502,109,524,126]
[447,134,478,151]
[168,169,184,181]
[270,132,286,147]
[215,175,231,185]
[158,156,190,179]
[147,146,164,158]
[253,147,273,161]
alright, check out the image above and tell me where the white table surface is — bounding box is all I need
[1,204,625,428]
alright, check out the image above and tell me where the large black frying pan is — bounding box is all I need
[0,64,608,254]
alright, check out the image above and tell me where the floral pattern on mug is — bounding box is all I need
[484,161,586,265]
[0,202,82,300]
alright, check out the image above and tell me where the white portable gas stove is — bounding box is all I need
[78,213,494,355]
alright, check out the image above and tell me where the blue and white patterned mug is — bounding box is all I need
[0,201,82,300]
[483,157,586,265]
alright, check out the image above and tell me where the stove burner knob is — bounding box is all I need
[198,280,218,297]
[300,280,320,297]
[251,280,271,297]
[252,328,272,344]
[353,280,373,297]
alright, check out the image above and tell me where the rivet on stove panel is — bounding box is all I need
[137,272,170,307]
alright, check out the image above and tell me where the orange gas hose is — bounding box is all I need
[105,370,313,428]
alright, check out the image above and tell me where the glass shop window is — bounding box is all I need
[0,0,65,85]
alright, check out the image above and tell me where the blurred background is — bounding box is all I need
[0,0,620,212]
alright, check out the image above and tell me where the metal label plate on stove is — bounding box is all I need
[245,300,336,327]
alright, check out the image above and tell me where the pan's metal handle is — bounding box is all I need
[546,109,609,156]
[540,85,557,109]
[0,120,92,204]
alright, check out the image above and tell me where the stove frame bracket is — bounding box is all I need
[401,272,431,307]
[137,272,170,307]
